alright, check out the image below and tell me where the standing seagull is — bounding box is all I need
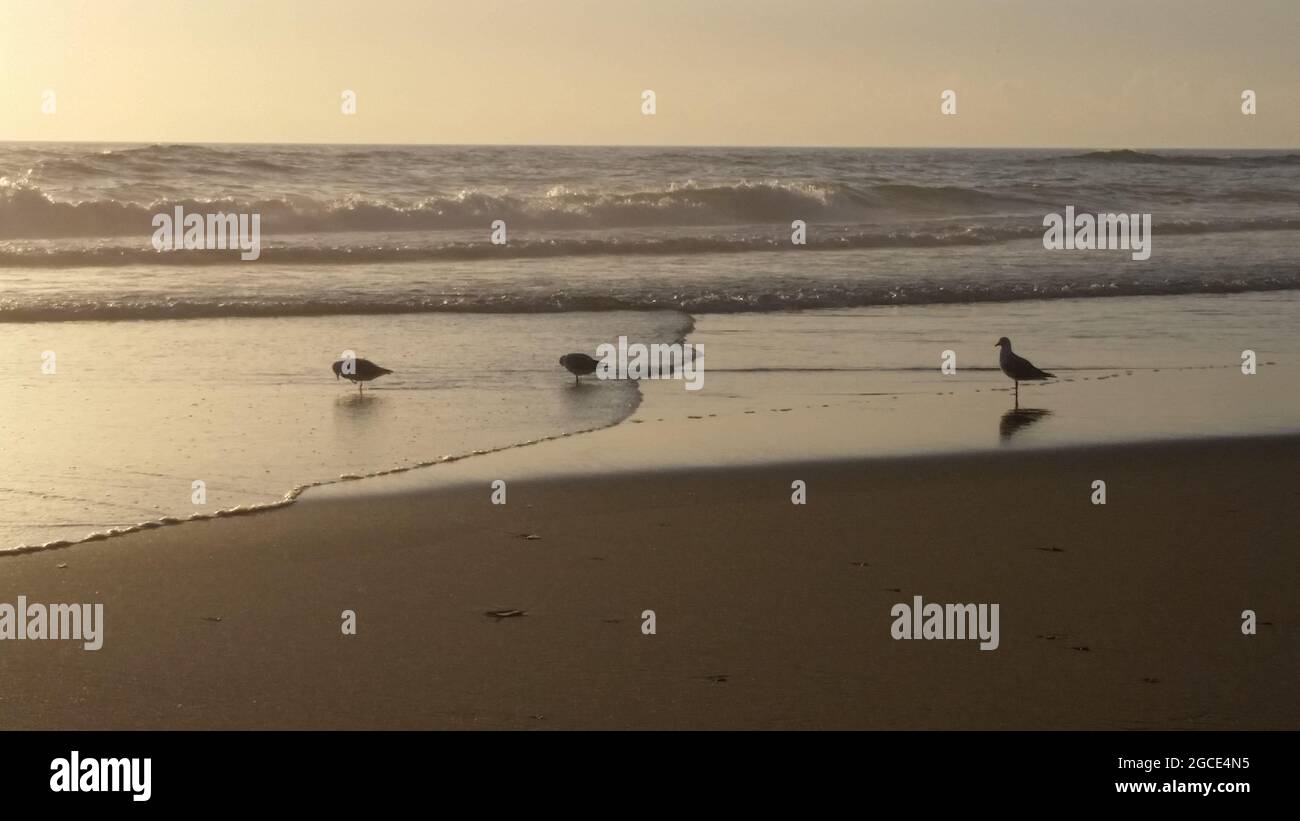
[559,353,600,385]
[332,357,393,395]
[994,337,1054,407]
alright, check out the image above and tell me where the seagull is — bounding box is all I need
[994,337,1055,406]
[332,357,393,395]
[559,353,600,384]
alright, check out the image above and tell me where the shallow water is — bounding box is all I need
[0,310,687,548]
[307,291,1300,502]
[3,291,1298,550]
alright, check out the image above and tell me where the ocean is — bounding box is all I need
[1,143,1298,549]
[4,144,1300,315]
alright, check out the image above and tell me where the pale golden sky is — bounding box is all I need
[2,0,1297,147]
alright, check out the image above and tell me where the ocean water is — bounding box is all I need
[0,143,1298,549]
[4,144,1300,316]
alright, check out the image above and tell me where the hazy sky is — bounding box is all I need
[2,0,1297,147]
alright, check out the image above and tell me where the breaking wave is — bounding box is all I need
[0,177,1047,240]
[4,271,1298,322]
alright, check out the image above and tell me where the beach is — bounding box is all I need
[2,143,1298,730]
[3,289,1297,550]
[3,346,1298,731]
[2,427,1296,730]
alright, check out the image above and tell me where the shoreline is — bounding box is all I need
[2,432,1295,729]
[0,415,644,557]
[4,290,1296,551]
[6,417,1293,557]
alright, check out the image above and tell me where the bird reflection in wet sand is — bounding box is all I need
[1000,408,1053,441]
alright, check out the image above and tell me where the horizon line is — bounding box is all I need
[3,139,1299,152]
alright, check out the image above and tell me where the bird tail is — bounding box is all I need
[1042,371,1056,378]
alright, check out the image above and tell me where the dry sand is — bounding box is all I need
[1,433,1295,730]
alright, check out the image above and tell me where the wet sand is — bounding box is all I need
[2,434,1295,729]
